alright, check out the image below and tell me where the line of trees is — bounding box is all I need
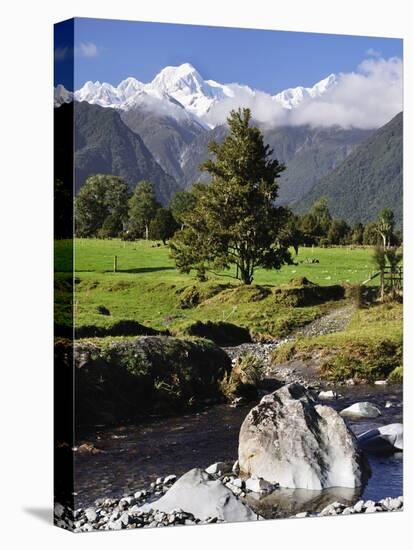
[295,199,401,248]
[75,175,182,245]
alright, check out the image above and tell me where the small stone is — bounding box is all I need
[232,460,240,475]
[295,512,309,518]
[85,508,97,522]
[82,523,93,531]
[155,477,164,486]
[108,519,122,530]
[205,462,231,476]
[54,503,65,518]
[245,476,273,494]
[364,506,377,514]
[374,380,387,386]
[232,478,244,489]
[385,401,393,408]
[342,507,353,515]
[353,500,364,513]
[318,390,337,399]
[164,474,177,485]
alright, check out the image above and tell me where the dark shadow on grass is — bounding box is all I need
[62,267,176,274]
[23,507,53,525]
[115,267,175,274]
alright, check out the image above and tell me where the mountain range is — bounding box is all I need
[54,63,402,223]
[295,112,403,225]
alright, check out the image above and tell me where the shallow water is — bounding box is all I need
[73,384,402,516]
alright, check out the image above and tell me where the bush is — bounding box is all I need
[96,305,110,316]
[219,353,264,400]
[388,366,403,383]
[184,320,251,346]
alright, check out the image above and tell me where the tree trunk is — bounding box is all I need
[145,224,149,240]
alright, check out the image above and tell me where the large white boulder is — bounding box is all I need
[358,423,403,452]
[140,468,257,522]
[339,402,381,418]
[238,383,370,490]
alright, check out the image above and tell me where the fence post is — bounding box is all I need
[113,255,117,273]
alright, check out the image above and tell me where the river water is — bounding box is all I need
[74,384,402,517]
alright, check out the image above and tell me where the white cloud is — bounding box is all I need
[205,57,402,129]
[76,42,99,58]
[366,47,382,57]
[54,47,70,61]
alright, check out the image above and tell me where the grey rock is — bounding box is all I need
[239,383,370,490]
[205,461,232,476]
[353,500,364,512]
[318,390,337,400]
[340,402,381,418]
[358,423,403,452]
[85,508,97,522]
[139,468,256,523]
[245,476,274,494]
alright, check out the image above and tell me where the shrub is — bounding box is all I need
[219,353,264,400]
[96,305,110,316]
[388,366,403,383]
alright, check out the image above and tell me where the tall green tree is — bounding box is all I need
[128,181,161,240]
[75,174,129,237]
[149,208,178,244]
[327,219,350,245]
[170,191,197,229]
[351,222,365,245]
[170,108,293,284]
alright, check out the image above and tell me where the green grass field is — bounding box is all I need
[54,239,381,337]
[56,238,378,285]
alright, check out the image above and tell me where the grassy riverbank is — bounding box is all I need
[272,302,403,382]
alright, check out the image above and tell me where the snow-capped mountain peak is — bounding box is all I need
[274,73,338,110]
[56,64,340,127]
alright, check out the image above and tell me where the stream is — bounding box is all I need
[74,383,402,517]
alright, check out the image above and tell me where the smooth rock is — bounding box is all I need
[245,476,273,494]
[374,380,388,386]
[358,423,403,452]
[340,402,381,418]
[205,462,231,476]
[318,390,337,400]
[238,383,370,490]
[85,508,97,522]
[140,468,256,523]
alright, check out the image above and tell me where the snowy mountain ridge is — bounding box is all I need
[54,62,338,127]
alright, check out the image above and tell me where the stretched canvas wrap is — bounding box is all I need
[54,17,403,532]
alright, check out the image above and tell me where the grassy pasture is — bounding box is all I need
[54,239,379,337]
[56,238,377,285]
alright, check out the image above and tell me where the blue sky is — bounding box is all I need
[54,17,402,92]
